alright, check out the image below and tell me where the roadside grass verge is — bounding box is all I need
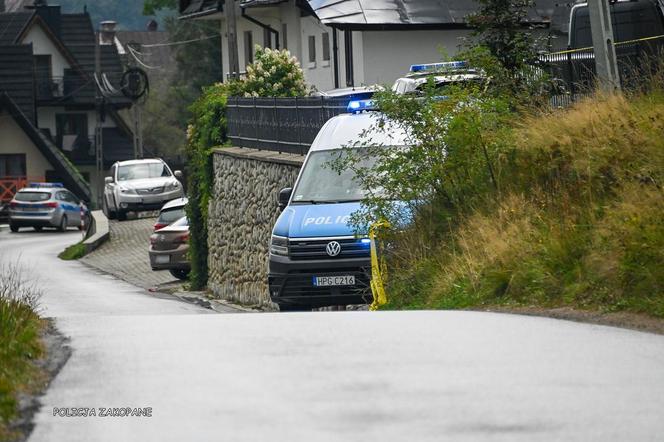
[58,242,87,261]
[385,89,664,317]
[0,262,45,441]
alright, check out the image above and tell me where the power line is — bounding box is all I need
[140,33,221,48]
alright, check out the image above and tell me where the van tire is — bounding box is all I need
[9,224,19,233]
[117,210,127,221]
[33,226,43,232]
[169,269,189,280]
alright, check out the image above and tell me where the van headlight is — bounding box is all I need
[120,186,136,194]
[270,235,289,256]
[166,181,180,191]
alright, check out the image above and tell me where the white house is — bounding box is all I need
[179,0,570,92]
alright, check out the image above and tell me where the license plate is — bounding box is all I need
[138,210,159,219]
[155,255,170,264]
[313,275,355,287]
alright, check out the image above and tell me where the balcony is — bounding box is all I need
[36,75,91,102]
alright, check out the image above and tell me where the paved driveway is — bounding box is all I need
[82,218,175,289]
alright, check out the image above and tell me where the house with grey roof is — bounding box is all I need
[178,0,571,92]
[0,0,136,205]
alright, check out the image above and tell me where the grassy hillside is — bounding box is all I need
[386,89,664,317]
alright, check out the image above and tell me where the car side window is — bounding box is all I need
[67,192,79,204]
[56,191,67,201]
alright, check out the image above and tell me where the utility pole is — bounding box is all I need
[588,0,621,92]
[226,0,240,80]
[94,28,104,208]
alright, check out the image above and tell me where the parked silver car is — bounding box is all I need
[8,183,88,232]
[103,159,183,221]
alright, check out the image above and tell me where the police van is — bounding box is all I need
[268,100,408,311]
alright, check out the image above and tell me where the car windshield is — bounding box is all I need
[15,191,51,202]
[158,207,185,225]
[292,149,377,204]
[117,163,171,181]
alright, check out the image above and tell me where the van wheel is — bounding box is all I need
[33,226,43,232]
[117,210,127,221]
[58,216,68,232]
[9,224,19,233]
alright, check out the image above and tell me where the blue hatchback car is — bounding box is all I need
[8,183,88,233]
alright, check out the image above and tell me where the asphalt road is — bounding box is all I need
[1,227,664,442]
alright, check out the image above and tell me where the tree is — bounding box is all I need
[467,0,538,71]
[143,0,177,15]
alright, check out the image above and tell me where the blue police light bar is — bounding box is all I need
[347,99,376,114]
[29,182,64,188]
[409,61,469,73]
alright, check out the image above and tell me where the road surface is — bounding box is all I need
[1,227,664,441]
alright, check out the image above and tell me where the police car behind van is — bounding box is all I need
[268,100,408,311]
[392,61,484,95]
[8,183,87,233]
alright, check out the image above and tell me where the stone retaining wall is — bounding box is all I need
[208,147,304,307]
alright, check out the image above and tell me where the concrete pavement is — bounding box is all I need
[1,228,664,441]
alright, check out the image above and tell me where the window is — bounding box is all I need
[244,31,254,64]
[14,191,51,202]
[322,32,330,61]
[0,154,26,177]
[263,28,271,49]
[281,23,288,50]
[308,35,316,63]
[34,55,52,81]
[56,114,88,152]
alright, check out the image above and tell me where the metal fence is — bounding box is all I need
[226,96,351,155]
[541,36,664,107]
[227,37,664,153]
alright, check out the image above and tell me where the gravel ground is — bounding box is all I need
[81,217,176,289]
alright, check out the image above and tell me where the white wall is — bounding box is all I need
[20,24,71,78]
[361,29,473,87]
[0,110,53,179]
[299,15,335,92]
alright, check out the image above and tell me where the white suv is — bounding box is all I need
[103,159,184,221]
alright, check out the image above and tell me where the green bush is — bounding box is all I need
[185,83,229,289]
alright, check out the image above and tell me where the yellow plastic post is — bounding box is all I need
[369,220,390,311]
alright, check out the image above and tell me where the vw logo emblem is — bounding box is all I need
[326,241,342,257]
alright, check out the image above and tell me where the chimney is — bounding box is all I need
[100,20,117,46]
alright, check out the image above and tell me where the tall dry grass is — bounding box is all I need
[387,85,664,316]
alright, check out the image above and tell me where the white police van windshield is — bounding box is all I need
[292,149,377,204]
[118,163,171,181]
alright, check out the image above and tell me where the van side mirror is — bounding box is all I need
[104,176,113,185]
[278,187,292,211]
[174,170,183,179]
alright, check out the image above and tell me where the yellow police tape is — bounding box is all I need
[369,220,390,311]
[546,34,664,56]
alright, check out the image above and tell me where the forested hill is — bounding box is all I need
[7,0,173,30]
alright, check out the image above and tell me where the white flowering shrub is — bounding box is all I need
[237,46,308,98]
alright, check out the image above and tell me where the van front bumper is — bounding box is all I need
[268,254,372,308]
